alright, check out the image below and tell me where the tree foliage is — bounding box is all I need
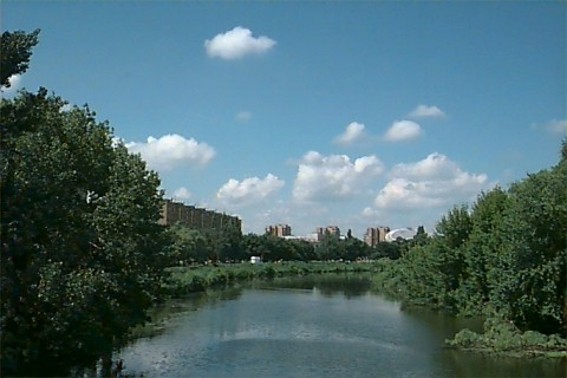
[1,69,168,376]
[393,148,567,336]
[1,29,40,87]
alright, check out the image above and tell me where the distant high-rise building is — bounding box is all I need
[364,226,391,247]
[316,226,341,239]
[265,224,292,237]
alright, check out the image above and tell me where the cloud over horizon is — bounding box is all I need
[172,186,192,200]
[374,152,490,210]
[126,134,216,171]
[217,174,285,205]
[205,26,276,60]
[293,151,384,202]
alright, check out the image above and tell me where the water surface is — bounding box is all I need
[117,276,565,377]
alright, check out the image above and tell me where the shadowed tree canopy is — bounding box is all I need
[0,30,169,376]
[1,29,40,87]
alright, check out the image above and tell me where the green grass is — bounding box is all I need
[163,260,382,297]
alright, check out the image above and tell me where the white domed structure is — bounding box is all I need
[385,227,417,242]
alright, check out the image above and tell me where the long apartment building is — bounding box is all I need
[159,199,241,231]
[364,226,391,247]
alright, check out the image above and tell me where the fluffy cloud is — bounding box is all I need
[390,152,465,180]
[217,174,284,205]
[334,122,366,146]
[375,153,489,210]
[125,134,215,171]
[383,120,422,142]
[172,187,192,200]
[293,151,385,201]
[204,26,276,60]
[408,104,446,119]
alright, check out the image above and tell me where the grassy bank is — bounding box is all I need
[446,317,567,358]
[368,260,567,359]
[163,260,381,297]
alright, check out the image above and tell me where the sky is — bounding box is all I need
[2,1,566,238]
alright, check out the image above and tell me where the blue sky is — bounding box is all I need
[2,2,565,237]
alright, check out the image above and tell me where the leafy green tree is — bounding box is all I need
[217,221,244,262]
[371,241,402,260]
[1,88,168,374]
[489,160,567,333]
[316,233,344,260]
[167,225,209,264]
[435,205,473,249]
[1,29,40,87]
[454,187,509,315]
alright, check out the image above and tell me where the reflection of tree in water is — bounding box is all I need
[314,275,372,299]
[443,349,567,378]
[253,274,373,299]
[132,287,244,339]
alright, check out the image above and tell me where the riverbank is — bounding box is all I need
[163,260,382,296]
[446,316,567,358]
[368,259,567,359]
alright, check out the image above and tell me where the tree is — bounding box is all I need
[454,187,509,315]
[435,205,473,249]
[1,29,40,87]
[489,159,567,333]
[1,72,168,375]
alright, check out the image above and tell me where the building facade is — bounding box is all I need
[364,226,391,247]
[265,224,292,237]
[316,226,341,239]
[159,199,241,231]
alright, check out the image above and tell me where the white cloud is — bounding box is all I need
[1,74,22,94]
[334,122,366,146]
[172,187,192,200]
[204,26,276,60]
[390,152,462,180]
[383,120,422,142]
[544,119,567,135]
[293,151,385,202]
[408,104,446,119]
[217,174,285,205]
[235,111,252,123]
[125,134,215,171]
[361,206,380,218]
[374,153,489,210]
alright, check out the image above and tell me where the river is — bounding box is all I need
[116,275,565,377]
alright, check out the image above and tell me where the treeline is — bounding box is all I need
[166,223,404,266]
[377,144,567,348]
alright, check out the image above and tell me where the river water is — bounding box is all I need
[117,275,565,377]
